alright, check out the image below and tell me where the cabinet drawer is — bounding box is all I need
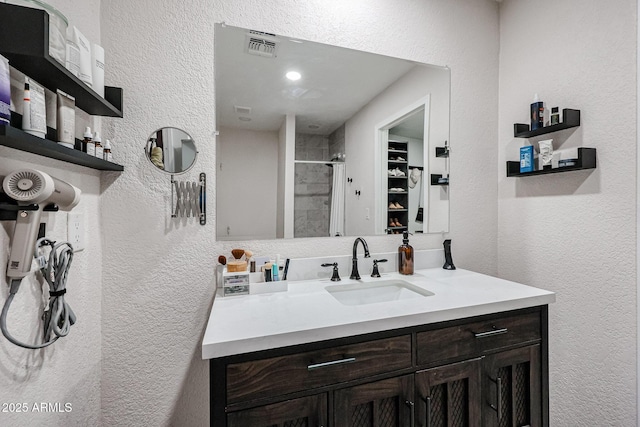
[416,311,541,366]
[227,335,412,404]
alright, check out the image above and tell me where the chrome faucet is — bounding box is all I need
[350,237,370,279]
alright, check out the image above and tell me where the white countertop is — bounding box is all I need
[201,268,555,359]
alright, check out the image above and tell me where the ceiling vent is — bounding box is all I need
[234,105,252,115]
[246,30,278,58]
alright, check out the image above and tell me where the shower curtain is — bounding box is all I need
[329,163,345,236]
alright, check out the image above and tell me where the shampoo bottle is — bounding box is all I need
[398,231,414,275]
[530,94,544,131]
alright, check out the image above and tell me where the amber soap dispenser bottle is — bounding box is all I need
[398,231,414,275]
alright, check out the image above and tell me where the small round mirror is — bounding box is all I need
[145,127,197,174]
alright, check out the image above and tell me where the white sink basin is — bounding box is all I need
[326,279,434,306]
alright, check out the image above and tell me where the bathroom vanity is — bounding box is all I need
[203,268,555,427]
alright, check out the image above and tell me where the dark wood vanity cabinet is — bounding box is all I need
[227,394,328,427]
[209,306,549,427]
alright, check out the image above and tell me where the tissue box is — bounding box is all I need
[520,145,534,173]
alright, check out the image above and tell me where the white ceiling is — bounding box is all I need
[215,24,420,135]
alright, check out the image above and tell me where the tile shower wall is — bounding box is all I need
[294,163,331,237]
[295,133,331,237]
[295,133,329,161]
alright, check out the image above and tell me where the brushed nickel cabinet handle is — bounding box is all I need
[473,327,508,338]
[307,357,356,371]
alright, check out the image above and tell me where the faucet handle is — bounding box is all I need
[371,259,388,278]
[321,263,341,281]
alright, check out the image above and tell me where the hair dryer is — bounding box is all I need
[2,169,80,279]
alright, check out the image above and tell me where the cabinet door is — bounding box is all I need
[483,345,541,427]
[415,358,482,427]
[227,394,327,427]
[334,375,414,427]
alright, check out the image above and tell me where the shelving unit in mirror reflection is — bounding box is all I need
[387,140,409,234]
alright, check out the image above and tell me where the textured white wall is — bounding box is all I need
[99,0,500,425]
[216,126,279,240]
[498,0,637,425]
[0,1,103,426]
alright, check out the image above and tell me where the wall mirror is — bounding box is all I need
[145,127,198,174]
[215,23,450,241]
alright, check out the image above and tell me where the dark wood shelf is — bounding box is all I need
[514,109,580,138]
[0,3,123,117]
[0,125,124,171]
[506,147,596,177]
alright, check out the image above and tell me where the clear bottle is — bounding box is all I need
[103,139,113,162]
[93,131,103,159]
[398,231,414,275]
[82,126,92,153]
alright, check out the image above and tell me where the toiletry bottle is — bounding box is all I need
[94,131,103,159]
[550,107,560,125]
[86,128,96,156]
[530,94,544,131]
[82,126,92,153]
[398,231,414,275]
[103,139,113,162]
[22,82,31,132]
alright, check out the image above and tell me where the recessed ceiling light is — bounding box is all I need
[286,71,301,81]
[308,124,320,129]
[238,116,252,121]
